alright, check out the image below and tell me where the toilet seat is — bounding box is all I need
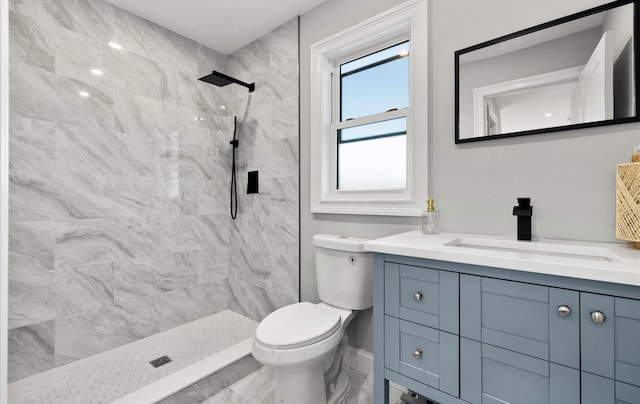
[255,302,341,349]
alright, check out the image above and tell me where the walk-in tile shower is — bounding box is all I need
[7,0,299,401]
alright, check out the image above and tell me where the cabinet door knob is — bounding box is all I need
[557,305,572,317]
[591,311,606,324]
[413,348,423,359]
[413,292,423,302]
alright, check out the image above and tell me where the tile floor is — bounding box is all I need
[203,364,406,404]
[8,310,257,404]
[8,307,408,404]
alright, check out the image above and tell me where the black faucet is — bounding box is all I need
[513,197,533,241]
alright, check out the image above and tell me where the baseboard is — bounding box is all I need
[344,345,406,400]
[343,346,373,377]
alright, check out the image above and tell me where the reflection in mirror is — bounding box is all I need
[456,0,638,143]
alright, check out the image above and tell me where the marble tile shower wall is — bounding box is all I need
[7,0,299,382]
[226,18,299,322]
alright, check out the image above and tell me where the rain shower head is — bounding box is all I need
[199,71,255,92]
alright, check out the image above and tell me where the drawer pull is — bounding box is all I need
[413,349,423,359]
[557,305,572,317]
[413,292,423,302]
[591,310,606,324]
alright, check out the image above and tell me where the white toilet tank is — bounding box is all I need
[313,234,373,310]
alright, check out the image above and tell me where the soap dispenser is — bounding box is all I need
[422,198,440,235]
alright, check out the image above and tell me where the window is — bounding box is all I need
[337,42,409,191]
[310,0,428,216]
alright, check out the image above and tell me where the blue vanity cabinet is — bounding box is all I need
[373,253,640,404]
[581,294,640,392]
[460,275,580,369]
[384,263,459,334]
[581,372,640,404]
[382,262,461,399]
[384,317,459,397]
[460,338,580,404]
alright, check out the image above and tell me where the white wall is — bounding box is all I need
[301,0,640,352]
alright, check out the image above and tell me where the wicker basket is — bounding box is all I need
[616,162,640,247]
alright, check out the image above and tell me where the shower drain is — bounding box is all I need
[149,355,173,368]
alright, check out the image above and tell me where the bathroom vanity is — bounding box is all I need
[365,231,640,404]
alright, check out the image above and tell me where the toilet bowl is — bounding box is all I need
[251,234,373,404]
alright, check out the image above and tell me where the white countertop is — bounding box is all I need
[364,231,640,287]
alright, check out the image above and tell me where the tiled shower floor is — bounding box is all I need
[8,310,258,404]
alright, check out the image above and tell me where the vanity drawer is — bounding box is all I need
[460,338,580,404]
[384,316,459,398]
[460,275,579,369]
[384,263,459,334]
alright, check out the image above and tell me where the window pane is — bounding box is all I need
[338,135,406,191]
[340,43,409,120]
[339,117,406,142]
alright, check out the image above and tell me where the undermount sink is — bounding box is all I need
[445,236,623,263]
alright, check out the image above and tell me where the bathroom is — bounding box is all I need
[1,0,639,403]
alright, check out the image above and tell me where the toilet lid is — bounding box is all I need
[255,302,341,349]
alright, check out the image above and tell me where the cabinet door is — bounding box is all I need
[384,317,459,397]
[460,275,579,368]
[581,372,640,404]
[581,294,640,387]
[460,338,579,404]
[385,263,459,334]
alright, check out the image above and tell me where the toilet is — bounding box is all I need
[251,234,373,404]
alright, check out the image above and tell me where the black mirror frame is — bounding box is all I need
[455,0,639,144]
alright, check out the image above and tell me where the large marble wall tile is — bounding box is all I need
[271,96,300,140]
[175,68,229,112]
[113,91,178,150]
[54,26,174,102]
[230,213,297,257]
[9,4,56,71]
[269,18,299,78]
[197,43,228,78]
[227,38,270,77]
[169,178,227,216]
[8,321,55,382]
[245,137,298,180]
[230,248,297,302]
[190,248,230,284]
[175,214,229,252]
[10,64,114,131]
[109,49,174,101]
[113,252,197,304]
[9,261,114,329]
[9,169,112,222]
[54,302,161,365]
[43,0,114,43]
[9,117,56,173]
[241,175,298,219]
[54,218,166,267]
[106,176,183,217]
[9,221,55,273]
[112,7,198,73]
[152,281,229,331]
[228,248,297,322]
[56,123,156,177]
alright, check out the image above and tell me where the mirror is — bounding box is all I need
[455,0,638,143]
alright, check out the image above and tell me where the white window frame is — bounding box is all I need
[310,0,428,216]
